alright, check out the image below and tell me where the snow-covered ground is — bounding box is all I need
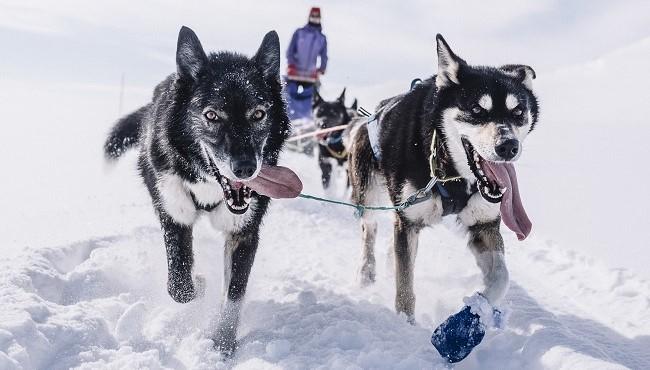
[2,137,650,368]
[2,1,650,368]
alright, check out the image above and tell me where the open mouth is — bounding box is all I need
[201,142,303,212]
[218,175,252,215]
[461,138,506,203]
[203,149,252,215]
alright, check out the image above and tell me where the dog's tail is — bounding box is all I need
[104,105,149,160]
[349,124,378,205]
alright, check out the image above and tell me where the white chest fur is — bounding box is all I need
[184,179,224,207]
[401,181,444,225]
[401,181,500,227]
[156,173,253,231]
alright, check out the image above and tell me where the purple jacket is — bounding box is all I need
[286,24,328,74]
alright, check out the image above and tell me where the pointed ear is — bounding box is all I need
[500,64,536,90]
[313,90,323,107]
[338,88,346,103]
[435,34,464,88]
[350,98,358,111]
[176,26,208,81]
[254,30,281,82]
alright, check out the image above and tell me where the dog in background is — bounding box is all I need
[312,88,356,190]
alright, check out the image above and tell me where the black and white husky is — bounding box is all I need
[349,34,539,360]
[104,26,302,355]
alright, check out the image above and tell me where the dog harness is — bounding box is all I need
[359,79,474,215]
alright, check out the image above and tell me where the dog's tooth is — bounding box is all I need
[499,187,507,195]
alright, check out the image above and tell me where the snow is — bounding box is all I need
[1,143,649,368]
[1,1,650,368]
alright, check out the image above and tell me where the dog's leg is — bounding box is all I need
[160,214,198,303]
[393,215,420,323]
[359,212,377,286]
[214,229,259,356]
[467,220,508,305]
[318,147,333,189]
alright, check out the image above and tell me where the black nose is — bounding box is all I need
[495,139,520,160]
[231,159,257,179]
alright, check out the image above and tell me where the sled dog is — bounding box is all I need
[104,26,301,355]
[349,34,539,322]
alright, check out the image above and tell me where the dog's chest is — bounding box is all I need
[156,173,252,231]
[185,180,224,209]
[401,180,498,226]
[185,180,254,231]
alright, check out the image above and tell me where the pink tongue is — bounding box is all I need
[481,162,532,240]
[242,165,303,199]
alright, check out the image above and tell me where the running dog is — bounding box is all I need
[349,34,538,327]
[104,26,302,355]
[312,88,353,189]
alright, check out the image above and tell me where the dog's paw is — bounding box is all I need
[358,264,376,287]
[167,273,197,303]
[431,306,486,363]
[213,332,238,358]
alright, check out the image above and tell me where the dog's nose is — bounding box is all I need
[495,139,520,160]
[231,159,257,179]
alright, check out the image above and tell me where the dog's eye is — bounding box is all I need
[471,105,484,115]
[251,110,266,121]
[204,110,219,121]
[512,107,524,117]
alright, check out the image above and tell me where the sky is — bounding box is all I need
[0,0,649,277]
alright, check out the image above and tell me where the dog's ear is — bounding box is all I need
[338,88,346,104]
[435,34,465,88]
[313,90,323,107]
[254,31,281,82]
[500,64,536,90]
[350,98,358,111]
[176,26,208,81]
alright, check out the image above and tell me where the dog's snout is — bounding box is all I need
[495,139,519,160]
[231,159,257,179]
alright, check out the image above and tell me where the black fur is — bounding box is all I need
[104,104,149,160]
[103,26,288,355]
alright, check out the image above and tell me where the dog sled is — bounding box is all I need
[284,74,319,155]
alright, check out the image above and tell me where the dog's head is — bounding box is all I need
[434,34,539,202]
[170,26,288,214]
[347,98,359,119]
[312,88,350,130]
[312,88,350,142]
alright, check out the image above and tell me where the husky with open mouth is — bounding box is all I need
[349,35,539,361]
[104,26,302,355]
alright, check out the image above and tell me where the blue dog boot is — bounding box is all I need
[431,293,507,363]
[431,306,485,363]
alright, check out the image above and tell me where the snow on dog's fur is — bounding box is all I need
[103,26,299,356]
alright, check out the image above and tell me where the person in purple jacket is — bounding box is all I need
[286,7,328,83]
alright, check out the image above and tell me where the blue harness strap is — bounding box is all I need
[435,182,450,198]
